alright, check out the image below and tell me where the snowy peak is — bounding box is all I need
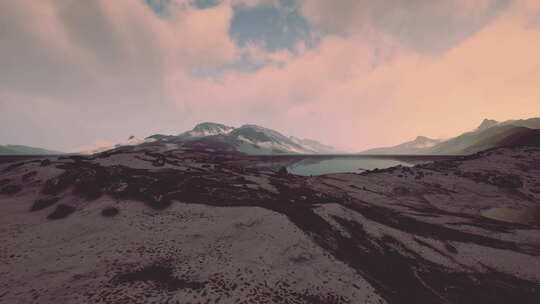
[185,122,234,137]
[233,125,290,143]
[76,136,156,155]
[173,123,340,154]
[120,136,150,147]
[361,136,441,155]
[144,122,341,155]
[231,125,312,154]
[411,136,440,148]
[290,137,343,154]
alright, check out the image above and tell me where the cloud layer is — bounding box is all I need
[1,0,539,152]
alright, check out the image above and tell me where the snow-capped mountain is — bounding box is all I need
[75,123,340,155]
[76,136,156,155]
[180,122,235,138]
[230,124,315,154]
[146,123,341,155]
[362,117,540,155]
[361,136,441,155]
[290,137,344,154]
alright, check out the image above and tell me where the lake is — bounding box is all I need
[283,155,450,176]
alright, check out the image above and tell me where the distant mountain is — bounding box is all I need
[144,123,340,155]
[430,117,540,155]
[0,145,63,155]
[431,125,540,155]
[476,119,498,132]
[499,117,540,129]
[494,128,540,148]
[290,137,344,154]
[361,117,540,155]
[75,136,156,155]
[473,117,540,133]
[361,136,441,155]
[180,122,234,138]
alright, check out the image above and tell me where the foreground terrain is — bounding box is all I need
[1,147,540,303]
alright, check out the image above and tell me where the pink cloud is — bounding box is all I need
[163,0,540,150]
[2,0,540,152]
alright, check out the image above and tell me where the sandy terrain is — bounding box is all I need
[1,147,539,303]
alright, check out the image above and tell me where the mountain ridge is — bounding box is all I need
[361,117,540,155]
[361,136,441,155]
[0,144,63,155]
[134,123,342,155]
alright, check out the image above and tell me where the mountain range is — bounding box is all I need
[362,136,442,155]
[361,118,540,155]
[3,118,539,156]
[0,144,62,155]
[143,123,343,155]
[77,136,155,155]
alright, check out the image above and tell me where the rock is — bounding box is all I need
[30,197,60,211]
[101,207,119,217]
[490,174,523,188]
[47,204,76,220]
[278,166,289,176]
[111,182,129,193]
[22,171,37,181]
[1,184,22,195]
[152,157,166,167]
[393,187,410,195]
[0,178,10,186]
[40,159,51,167]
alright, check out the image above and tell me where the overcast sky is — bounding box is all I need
[1,0,539,152]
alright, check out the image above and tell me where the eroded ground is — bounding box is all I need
[1,147,540,303]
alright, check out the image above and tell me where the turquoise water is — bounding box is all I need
[287,157,416,176]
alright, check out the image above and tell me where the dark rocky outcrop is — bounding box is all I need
[1,184,21,195]
[30,197,60,211]
[47,204,76,220]
[101,207,119,217]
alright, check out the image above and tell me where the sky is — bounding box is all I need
[1,0,539,152]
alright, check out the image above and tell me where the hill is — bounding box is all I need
[0,144,63,155]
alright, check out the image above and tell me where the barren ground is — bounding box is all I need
[1,147,539,303]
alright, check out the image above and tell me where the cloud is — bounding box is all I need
[0,0,239,150]
[229,1,311,52]
[162,0,540,151]
[1,0,539,152]
[0,0,237,91]
[298,0,509,53]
